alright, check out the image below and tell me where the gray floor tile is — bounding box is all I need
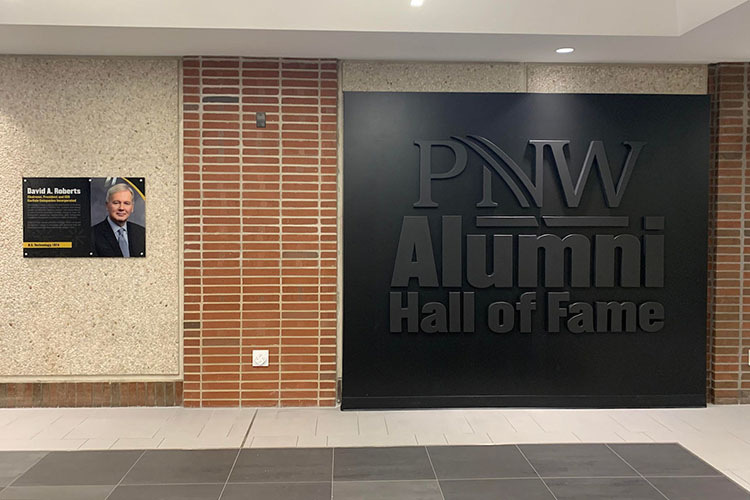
[122,449,237,485]
[545,478,665,500]
[333,447,435,481]
[11,451,142,486]
[107,484,223,500]
[427,445,537,479]
[648,477,750,500]
[222,482,331,500]
[608,443,722,477]
[0,485,113,500]
[229,448,332,483]
[0,453,47,487]
[440,478,555,500]
[519,444,637,478]
[333,480,443,500]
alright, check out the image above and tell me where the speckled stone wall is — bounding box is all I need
[342,61,707,94]
[342,61,525,92]
[525,64,707,94]
[0,56,181,378]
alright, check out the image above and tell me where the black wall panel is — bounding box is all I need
[343,92,709,409]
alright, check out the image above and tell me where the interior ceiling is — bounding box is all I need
[0,0,749,62]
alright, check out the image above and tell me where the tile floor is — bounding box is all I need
[0,444,748,499]
[0,405,748,497]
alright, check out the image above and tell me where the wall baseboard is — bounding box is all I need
[0,381,183,408]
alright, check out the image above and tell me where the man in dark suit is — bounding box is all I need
[91,183,146,257]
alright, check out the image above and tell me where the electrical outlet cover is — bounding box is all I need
[252,349,269,367]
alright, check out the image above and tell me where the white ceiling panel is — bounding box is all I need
[0,0,748,62]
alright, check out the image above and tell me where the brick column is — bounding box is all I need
[708,62,750,404]
[182,57,337,407]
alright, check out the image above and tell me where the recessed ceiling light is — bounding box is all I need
[411,0,424,6]
[556,47,575,54]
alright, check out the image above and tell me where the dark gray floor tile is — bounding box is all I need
[12,451,142,486]
[222,482,331,500]
[0,453,47,487]
[546,478,665,500]
[440,478,555,500]
[649,477,750,500]
[333,480,442,500]
[229,448,332,483]
[0,485,112,500]
[122,449,237,485]
[427,445,537,479]
[107,484,223,500]
[608,443,722,477]
[333,447,434,481]
[519,444,636,478]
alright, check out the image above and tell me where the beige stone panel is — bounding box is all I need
[527,64,707,94]
[342,61,525,92]
[0,56,180,377]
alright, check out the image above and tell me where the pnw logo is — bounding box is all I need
[389,136,666,336]
[413,136,645,209]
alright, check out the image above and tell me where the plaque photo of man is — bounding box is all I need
[90,177,146,258]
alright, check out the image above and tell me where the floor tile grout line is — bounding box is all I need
[673,413,702,432]
[7,474,734,489]
[60,417,85,441]
[330,446,335,500]
[239,410,258,449]
[424,446,447,500]
[433,475,642,481]
[528,413,551,434]
[90,481,236,487]
[463,416,476,434]
[3,452,50,489]
[103,449,147,500]
[728,429,750,447]
[515,445,560,500]
[27,415,62,440]
[217,447,243,500]
[646,414,672,433]
[639,475,726,479]
[604,414,631,435]
[194,414,211,441]
[333,478,503,484]
[605,444,670,500]
[0,416,21,430]
[505,415,518,433]
[613,429,643,443]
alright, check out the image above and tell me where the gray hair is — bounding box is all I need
[105,183,135,203]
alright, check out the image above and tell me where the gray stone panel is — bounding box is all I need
[0,56,180,377]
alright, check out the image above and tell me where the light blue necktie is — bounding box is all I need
[117,227,130,258]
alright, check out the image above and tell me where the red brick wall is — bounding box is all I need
[708,62,750,404]
[182,57,338,407]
